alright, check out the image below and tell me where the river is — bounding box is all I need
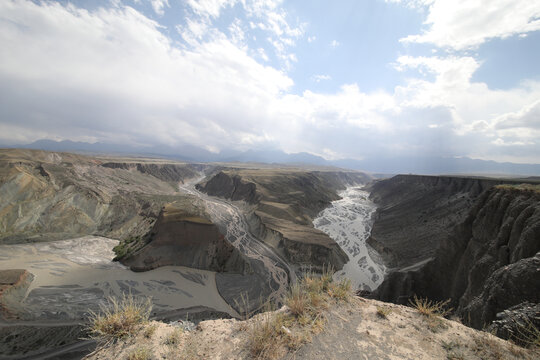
[0,236,237,322]
[313,186,386,291]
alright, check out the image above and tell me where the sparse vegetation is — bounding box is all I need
[127,346,152,360]
[88,293,152,342]
[513,318,540,349]
[143,324,157,339]
[247,269,351,359]
[495,183,540,194]
[376,305,392,319]
[164,327,183,346]
[472,334,505,360]
[409,295,452,318]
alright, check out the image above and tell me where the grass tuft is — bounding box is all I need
[127,347,152,360]
[164,327,183,346]
[376,305,392,319]
[143,324,157,339]
[512,318,540,349]
[248,268,351,359]
[88,293,152,342]
[409,295,452,318]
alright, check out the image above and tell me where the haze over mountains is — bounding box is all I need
[8,139,540,176]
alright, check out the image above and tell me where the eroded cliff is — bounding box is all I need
[373,176,540,331]
[122,202,250,273]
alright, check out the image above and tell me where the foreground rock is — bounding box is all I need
[0,269,33,320]
[371,175,540,335]
[197,169,371,272]
[86,297,539,360]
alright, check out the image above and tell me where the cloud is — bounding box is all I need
[0,0,291,149]
[186,0,236,18]
[330,39,340,47]
[312,74,331,82]
[397,0,540,50]
[150,0,169,16]
[0,0,539,164]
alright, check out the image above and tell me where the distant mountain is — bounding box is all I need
[5,139,540,176]
[333,156,540,177]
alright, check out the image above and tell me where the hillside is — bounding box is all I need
[86,296,539,360]
[368,175,540,335]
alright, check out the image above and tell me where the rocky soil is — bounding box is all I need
[86,297,539,360]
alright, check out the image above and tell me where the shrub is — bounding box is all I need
[88,293,152,341]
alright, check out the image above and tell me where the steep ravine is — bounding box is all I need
[196,169,372,273]
[370,175,540,332]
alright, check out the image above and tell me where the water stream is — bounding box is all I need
[313,186,385,291]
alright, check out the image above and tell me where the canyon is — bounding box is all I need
[0,148,538,359]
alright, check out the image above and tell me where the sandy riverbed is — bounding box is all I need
[0,236,238,322]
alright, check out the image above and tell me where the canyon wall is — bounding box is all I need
[371,174,540,330]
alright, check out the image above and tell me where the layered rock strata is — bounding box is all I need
[123,203,249,273]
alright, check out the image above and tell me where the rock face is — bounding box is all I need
[197,169,371,272]
[0,149,209,244]
[101,162,205,183]
[373,177,540,331]
[123,203,249,273]
[0,269,34,320]
[366,175,509,268]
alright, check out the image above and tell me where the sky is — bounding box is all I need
[0,0,539,164]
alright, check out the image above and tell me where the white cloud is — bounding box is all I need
[330,40,340,47]
[312,74,331,82]
[307,36,316,43]
[150,0,169,16]
[0,0,291,149]
[0,1,539,164]
[186,0,237,18]
[398,0,540,50]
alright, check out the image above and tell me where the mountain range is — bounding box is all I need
[5,139,540,176]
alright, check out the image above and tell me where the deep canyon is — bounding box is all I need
[0,149,538,359]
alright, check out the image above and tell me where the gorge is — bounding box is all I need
[0,149,538,359]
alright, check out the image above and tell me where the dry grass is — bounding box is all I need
[512,318,540,349]
[409,295,452,318]
[376,305,392,319]
[496,183,540,194]
[248,312,287,359]
[127,346,152,360]
[143,324,157,339]
[164,327,183,346]
[472,334,505,360]
[88,293,152,342]
[247,269,351,359]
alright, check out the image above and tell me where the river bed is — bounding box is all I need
[313,186,385,291]
[0,236,237,322]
